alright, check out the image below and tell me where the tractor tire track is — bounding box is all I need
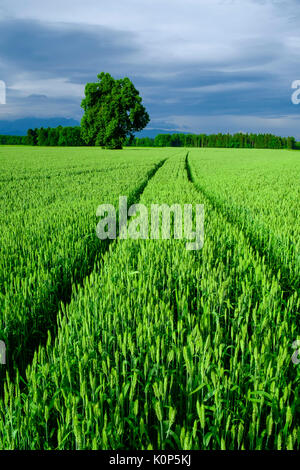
[185,151,299,301]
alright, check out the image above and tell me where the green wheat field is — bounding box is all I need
[0,145,299,450]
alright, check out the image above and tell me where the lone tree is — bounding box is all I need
[80,72,150,149]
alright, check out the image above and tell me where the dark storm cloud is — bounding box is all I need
[0,19,138,79]
[0,18,141,119]
[0,0,299,136]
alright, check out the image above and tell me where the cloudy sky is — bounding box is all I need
[0,0,300,136]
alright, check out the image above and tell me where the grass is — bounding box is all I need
[0,146,299,450]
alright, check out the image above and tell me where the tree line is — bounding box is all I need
[0,126,84,146]
[0,128,297,149]
[127,133,297,149]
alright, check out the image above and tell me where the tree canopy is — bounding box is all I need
[80,72,150,149]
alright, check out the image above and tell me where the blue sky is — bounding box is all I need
[0,0,300,137]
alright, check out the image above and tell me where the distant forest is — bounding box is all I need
[0,126,297,149]
[129,133,297,149]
